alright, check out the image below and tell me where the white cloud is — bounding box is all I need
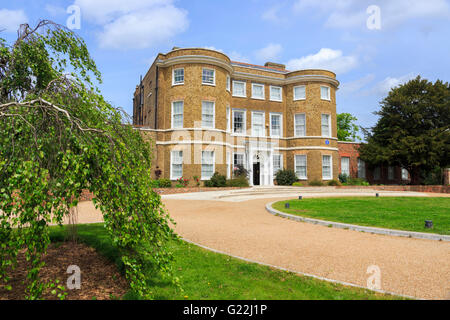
[340,74,375,95]
[228,51,250,63]
[261,5,282,23]
[285,48,358,74]
[0,9,28,33]
[293,0,450,29]
[254,43,283,62]
[203,46,224,53]
[372,73,417,95]
[74,0,188,50]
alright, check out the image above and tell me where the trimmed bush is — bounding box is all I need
[346,178,369,186]
[275,169,298,186]
[338,173,348,184]
[205,172,227,187]
[292,182,303,187]
[158,178,172,188]
[327,179,341,186]
[309,180,324,186]
[226,177,249,187]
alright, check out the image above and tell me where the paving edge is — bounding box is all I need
[266,202,450,242]
[181,238,419,300]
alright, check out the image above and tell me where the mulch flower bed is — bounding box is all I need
[0,242,128,300]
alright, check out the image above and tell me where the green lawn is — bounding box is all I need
[273,197,450,235]
[50,224,403,300]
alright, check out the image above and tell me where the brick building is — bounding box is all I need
[133,47,342,186]
[337,141,411,185]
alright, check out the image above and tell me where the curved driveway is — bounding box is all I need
[75,187,450,299]
[161,188,450,300]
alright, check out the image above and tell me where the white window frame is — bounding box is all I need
[270,113,283,138]
[294,113,306,137]
[401,168,409,180]
[201,101,215,129]
[321,114,331,137]
[226,106,231,132]
[295,154,308,180]
[322,155,333,180]
[170,150,183,180]
[226,152,231,179]
[171,101,184,129]
[202,68,215,86]
[269,85,282,102]
[293,85,306,101]
[251,111,265,137]
[341,157,350,176]
[320,86,331,101]
[358,158,366,179]
[251,83,265,100]
[172,68,184,86]
[233,152,245,172]
[226,75,231,91]
[273,154,283,176]
[232,109,246,135]
[232,80,246,97]
[201,151,215,180]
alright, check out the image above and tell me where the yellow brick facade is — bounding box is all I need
[134,48,340,185]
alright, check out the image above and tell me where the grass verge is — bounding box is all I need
[50,223,405,300]
[272,197,449,235]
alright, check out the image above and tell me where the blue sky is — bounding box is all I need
[1,0,449,132]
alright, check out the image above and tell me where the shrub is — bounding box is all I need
[233,164,249,178]
[150,180,160,188]
[327,179,341,186]
[158,178,172,188]
[338,173,348,184]
[275,169,298,186]
[292,182,303,187]
[347,178,369,186]
[175,177,189,188]
[309,180,324,186]
[226,176,250,187]
[205,172,227,187]
[193,175,200,187]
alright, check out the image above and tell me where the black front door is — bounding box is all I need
[253,163,260,185]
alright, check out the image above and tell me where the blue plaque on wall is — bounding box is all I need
[325,140,330,145]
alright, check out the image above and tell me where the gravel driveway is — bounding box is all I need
[75,187,450,300]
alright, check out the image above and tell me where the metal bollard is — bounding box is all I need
[285,203,290,209]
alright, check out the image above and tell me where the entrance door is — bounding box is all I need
[253,162,260,185]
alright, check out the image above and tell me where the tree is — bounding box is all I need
[359,76,450,185]
[0,21,177,299]
[337,113,360,141]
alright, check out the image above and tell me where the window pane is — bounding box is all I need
[295,114,306,136]
[388,166,394,180]
[252,84,264,98]
[273,155,281,175]
[202,151,214,179]
[271,114,281,136]
[202,69,214,84]
[321,86,330,100]
[322,155,332,179]
[358,159,366,178]
[341,157,350,176]
[172,102,183,128]
[233,82,245,96]
[171,151,183,179]
[233,111,245,133]
[202,101,214,128]
[321,114,330,137]
[173,69,184,84]
[295,155,307,179]
[294,86,305,100]
[270,86,282,100]
[252,112,264,136]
